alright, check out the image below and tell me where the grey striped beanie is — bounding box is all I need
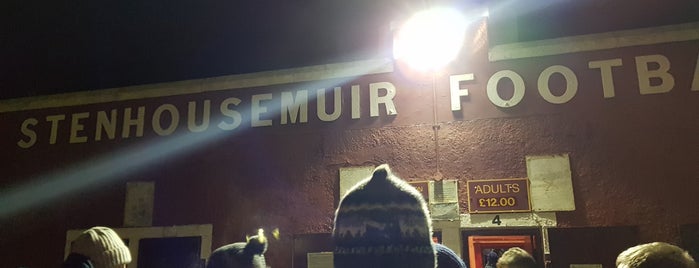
[70,226,131,268]
[332,164,436,268]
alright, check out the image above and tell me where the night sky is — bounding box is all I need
[5,0,694,100]
[1,0,428,100]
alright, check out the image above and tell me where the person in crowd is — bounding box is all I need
[435,243,467,268]
[496,247,536,268]
[485,249,499,268]
[616,242,696,268]
[332,164,436,267]
[62,253,94,268]
[206,228,269,268]
[63,226,131,268]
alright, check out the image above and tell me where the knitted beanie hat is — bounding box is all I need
[333,164,436,268]
[206,229,268,268]
[70,226,131,268]
[435,243,467,268]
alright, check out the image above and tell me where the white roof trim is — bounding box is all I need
[0,58,394,113]
[489,22,699,62]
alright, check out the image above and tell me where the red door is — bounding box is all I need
[467,235,535,268]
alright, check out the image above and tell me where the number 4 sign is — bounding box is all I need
[492,215,502,225]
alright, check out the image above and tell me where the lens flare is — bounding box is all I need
[0,60,390,219]
[393,7,468,72]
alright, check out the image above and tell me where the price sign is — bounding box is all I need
[408,181,430,203]
[467,178,531,213]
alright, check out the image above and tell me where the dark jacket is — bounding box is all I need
[62,253,94,268]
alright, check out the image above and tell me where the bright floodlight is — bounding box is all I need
[393,7,467,72]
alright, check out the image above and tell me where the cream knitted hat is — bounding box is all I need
[71,226,132,268]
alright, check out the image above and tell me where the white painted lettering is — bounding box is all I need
[187,100,211,132]
[487,70,525,107]
[152,104,180,136]
[351,85,361,119]
[218,97,242,130]
[96,109,117,141]
[46,114,66,145]
[281,90,308,124]
[449,73,474,111]
[17,118,38,148]
[636,54,675,94]
[538,65,578,104]
[122,107,145,138]
[69,112,90,144]
[369,82,397,117]
[317,87,342,122]
[589,58,623,98]
[251,93,273,127]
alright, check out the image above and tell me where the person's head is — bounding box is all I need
[496,247,536,268]
[616,242,696,268]
[69,226,131,268]
[332,164,436,268]
[206,228,268,268]
[486,250,499,264]
[62,253,94,268]
[435,243,467,268]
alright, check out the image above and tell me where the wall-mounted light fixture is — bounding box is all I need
[393,7,468,72]
[392,6,468,179]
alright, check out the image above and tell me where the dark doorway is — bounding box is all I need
[292,233,334,268]
[547,226,639,268]
[680,223,699,261]
[137,236,205,268]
